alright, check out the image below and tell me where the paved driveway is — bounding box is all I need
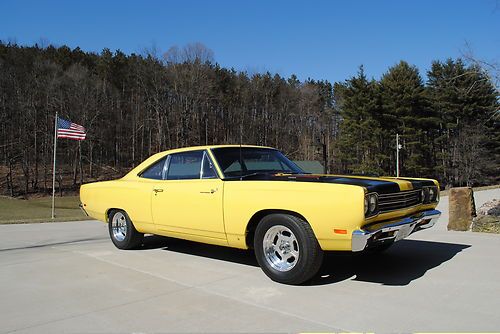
[1,189,499,333]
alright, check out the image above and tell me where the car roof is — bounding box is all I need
[159,144,275,155]
[122,145,276,180]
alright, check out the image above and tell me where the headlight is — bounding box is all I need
[365,193,378,217]
[369,195,377,212]
[422,187,430,203]
[429,186,439,202]
[428,187,435,200]
[422,186,438,203]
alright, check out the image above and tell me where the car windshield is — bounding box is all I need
[211,147,304,178]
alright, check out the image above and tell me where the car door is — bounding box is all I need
[128,154,169,231]
[151,150,226,240]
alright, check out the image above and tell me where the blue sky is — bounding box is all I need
[1,0,498,83]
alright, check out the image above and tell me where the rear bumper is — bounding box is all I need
[79,203,89,217]
[351,209,441,252]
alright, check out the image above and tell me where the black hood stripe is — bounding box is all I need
[394,177,436,189]
[225,174,436,194]
[226,174,436,194]
[308,176,400,194]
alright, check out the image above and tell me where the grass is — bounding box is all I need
[472,216,500,234]
[0,196,88,224]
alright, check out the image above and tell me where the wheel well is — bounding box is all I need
[245,209,308,249]
[106,208,122,223]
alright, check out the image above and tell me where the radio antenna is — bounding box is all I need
[239,122,243,181]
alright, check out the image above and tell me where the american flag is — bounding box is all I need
[57,117,86,140]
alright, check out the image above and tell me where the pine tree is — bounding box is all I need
[336,66,383,174]
[427,58,499,186]
[379,61,437,177]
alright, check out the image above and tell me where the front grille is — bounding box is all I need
[378,189,422,213]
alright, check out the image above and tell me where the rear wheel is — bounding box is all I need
[108,210,143,250]
[254,213,323,285]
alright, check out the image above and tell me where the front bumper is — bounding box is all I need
[352,209,441,252]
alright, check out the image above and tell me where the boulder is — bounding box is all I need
[448,187,476,231]
[475,199,500,217]
[472,199,500,234]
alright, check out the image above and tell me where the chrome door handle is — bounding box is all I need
[200,188,217,194]
[153,188,164,193]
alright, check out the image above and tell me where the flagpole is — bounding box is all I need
[51,112,58,219]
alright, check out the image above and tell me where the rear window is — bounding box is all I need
[140,157,167,180]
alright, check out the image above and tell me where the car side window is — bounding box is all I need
[140,157,168,180]
[224,160,243,173]
[201,151,218,179]
[167,151,204,180]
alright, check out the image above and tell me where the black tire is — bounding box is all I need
[108,210,143,250]
[254,213,323,285]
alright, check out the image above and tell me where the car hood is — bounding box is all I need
[231,173,435,194]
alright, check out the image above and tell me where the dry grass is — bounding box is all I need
[0,196,87,224]
[440,184,500,197]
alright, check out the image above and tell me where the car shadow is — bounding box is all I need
[138,236,470,286]
[310,239,471,286]
[138,235,259,267]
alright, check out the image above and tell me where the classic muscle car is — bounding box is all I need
[80,145,441,284]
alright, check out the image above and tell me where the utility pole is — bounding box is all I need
[396,133,402,178]
[322,132,328,174]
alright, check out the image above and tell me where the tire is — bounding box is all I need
[108,210,143,250]
[254,213,323,285]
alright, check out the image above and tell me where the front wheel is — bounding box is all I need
[108,210,143,250]
[254,213,323,285]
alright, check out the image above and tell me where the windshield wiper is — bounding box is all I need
[224,172,273,180]
[225,171,307,180]
[276,171,309,175]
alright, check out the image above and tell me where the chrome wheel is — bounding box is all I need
[262,225,299,272]
[111,212,127,242]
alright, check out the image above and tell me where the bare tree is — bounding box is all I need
[163,42,214,64]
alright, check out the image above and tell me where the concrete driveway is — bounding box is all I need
[1,189,499,333]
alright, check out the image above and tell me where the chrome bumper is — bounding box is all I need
[352,209,441,252]
[79,203,89,217]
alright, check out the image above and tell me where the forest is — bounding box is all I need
[0,41,498,197]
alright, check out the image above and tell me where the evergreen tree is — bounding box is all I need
[427,58,499,186]
[336,66,383,174]
[379,61,437,177]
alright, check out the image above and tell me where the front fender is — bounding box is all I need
[222,181,365,250]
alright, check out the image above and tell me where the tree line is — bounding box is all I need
[0,41,498,196]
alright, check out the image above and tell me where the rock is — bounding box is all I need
[472,215,500,234]
[476,199,500,217]
[448,187,476,231]
[471,199,500,234]
[488,206,500,216]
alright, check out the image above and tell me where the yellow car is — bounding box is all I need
[80,145,441,284]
